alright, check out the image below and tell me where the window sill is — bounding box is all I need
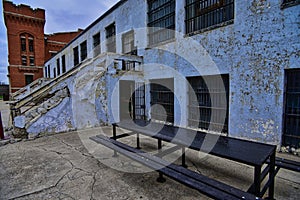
[145,37,176,50]
[185,19,234,37]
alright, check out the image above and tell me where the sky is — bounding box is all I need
[0,0,119,84]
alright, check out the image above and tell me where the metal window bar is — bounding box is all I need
[148,0,175,45]
[185,0,234,34]
[121,60,137,71]
[283,69,300,148]
[93,33,101,57]
[134,83,146,120]
[106,24,116,53]
[150,81,174,124]
[187,75,229,133]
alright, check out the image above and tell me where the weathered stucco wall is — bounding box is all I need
[35,0,299,146]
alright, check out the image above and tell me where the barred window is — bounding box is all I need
[80,40,87,61]
[188,74,229,133]
[106,23,116,53]
[122,30,136,55]
[185,0,234,34]
[148,0,175,45]
[93,32,101,57]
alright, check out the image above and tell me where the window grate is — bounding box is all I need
[185,0,234,34]
[187,74,229,133]
[150,79,174,124]
[283,69,300,148]
[93,33,101,57]
[106,23,116,53]
[148,0,176,45]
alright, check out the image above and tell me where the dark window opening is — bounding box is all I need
[80,41,87,61]
[53,68,56,78]
[185,0,234,34]
[283,69,300,148]
[47,65,50,78]
[122,30,137,55]
[29,38,34,52]
[44,67,47,78]
[21,56,27,66]
[93,33,101,57]
[73,46,79,66]
[21,37,26,52]
[56,58,60,76]
[29,56,35,66]
[25,74,33,85]
[150,78,174,124]
[106,23,116,53]
[62,55,66,73]
[188,74,229,133]
[148,0,176,45]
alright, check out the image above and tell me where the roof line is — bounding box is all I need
[44,0,128,64]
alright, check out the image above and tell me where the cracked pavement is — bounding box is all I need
[0,127,299,200]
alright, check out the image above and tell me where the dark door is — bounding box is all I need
[283,69,300,148]
[119,80,135,120]
[150,78,174,124]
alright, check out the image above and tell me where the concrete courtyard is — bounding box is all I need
[0,125,299,200]
[0,101,300,199]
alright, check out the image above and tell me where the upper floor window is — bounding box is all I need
[73,46,79,66]
[148,0,175,45]
[122,30,137,55]
[80,41,87,61]
[29,56,35,66]
[29,38,34,52]
[106,23,116,53]
[21,36,26,52]
[281,0,300,9]
[56,58,60,76]
[62,55,66,73]
[93,32,101,57]
[185,0,234,34]
[21,56,27,66]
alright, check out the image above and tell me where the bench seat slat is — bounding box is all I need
[91,135,259,200]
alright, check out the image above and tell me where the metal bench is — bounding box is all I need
[90,134,260,200]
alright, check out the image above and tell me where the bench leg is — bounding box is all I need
[157,172,166,183]
[156,139,166,183]
[113,124,118,157]
[254,165,261,197]
[268,152,276,200]
[136,133,141,149]
[182,147,188,168]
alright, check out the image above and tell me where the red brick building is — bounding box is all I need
[3,1,82,93]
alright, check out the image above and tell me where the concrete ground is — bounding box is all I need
[0,126,299,200]
[0,101,299,200]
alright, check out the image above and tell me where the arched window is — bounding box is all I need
[20,33,35,66]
